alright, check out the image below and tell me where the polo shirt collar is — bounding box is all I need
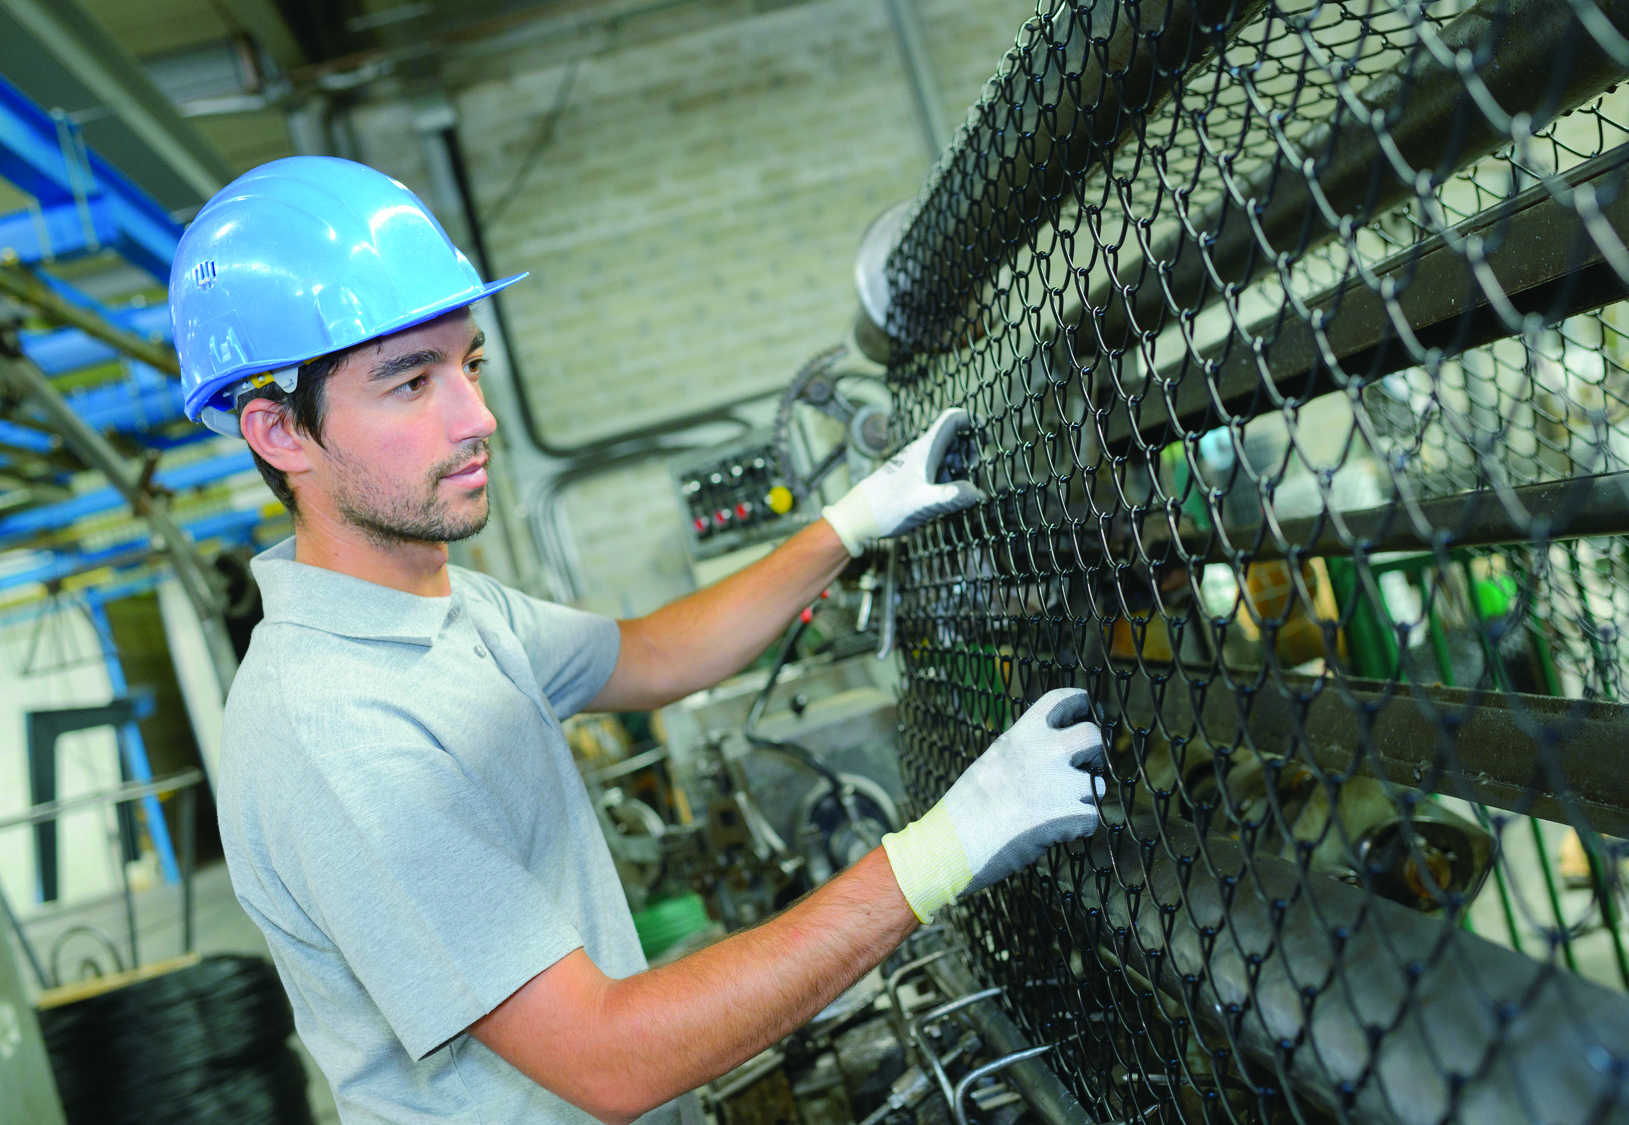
[250,537,455,647]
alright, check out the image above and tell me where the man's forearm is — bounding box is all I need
[603,848,916,1110]
[471,848,917,1123]
[590,518,852,710]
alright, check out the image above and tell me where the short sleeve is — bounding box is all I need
[282,740,584,1060]
[454,569,620,717]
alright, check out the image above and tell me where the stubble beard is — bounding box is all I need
[329,439,493,548]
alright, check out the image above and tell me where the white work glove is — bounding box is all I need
[882,689,1106,923]
[822,407,985,557]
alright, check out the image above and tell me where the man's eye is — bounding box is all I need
[399,375,429,395]
[466,357,485,377]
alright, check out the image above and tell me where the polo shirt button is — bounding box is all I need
[474,643,488,658]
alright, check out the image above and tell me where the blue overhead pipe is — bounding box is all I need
[0,447,257,545]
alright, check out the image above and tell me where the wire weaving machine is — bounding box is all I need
[863,0,1629,1121]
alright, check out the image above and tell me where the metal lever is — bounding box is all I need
[909,987,1004,1113]
[951,1045,1053,1125]
[857,1031,978,1125]
[883,947,954,1054]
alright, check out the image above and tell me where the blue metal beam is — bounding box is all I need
[0,505,266,596]
[0,197,117,265]
[0,74,181,280]
[21,306,172,375]
[0,420,58,454]
[7,364,186,438]
[85,599,180,886]
[60,365,185,434]
[0,448,257,546]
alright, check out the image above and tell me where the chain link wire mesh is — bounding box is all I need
[877,0,1629,1120]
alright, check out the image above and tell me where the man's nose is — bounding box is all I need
[448,368,498,444]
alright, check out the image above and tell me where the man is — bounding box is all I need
[175,157,1105,1125]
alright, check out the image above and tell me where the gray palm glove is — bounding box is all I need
[823,407,985,556]
[882,688,1106,922]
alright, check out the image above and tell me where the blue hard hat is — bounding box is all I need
[170,156,526,437]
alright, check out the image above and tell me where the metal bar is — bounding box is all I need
[988,469,1629,576]
[887,0,1269,343]
[925,955,1089,1125]
[0,265,180,375]
[0,769,204,833]
[1077,0,1629,373]
[0,351,238,693]
[1122,669,1629,838]
[588,744,671,783]
[1074,809,1629,1125]
[1207,470,1629,564]
[910,988,1004,1114]
[1104,139,1629,454]
[952,1045,1053,1125]
[884,0,950,161]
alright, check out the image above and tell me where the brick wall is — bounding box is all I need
[354,0,1037,612]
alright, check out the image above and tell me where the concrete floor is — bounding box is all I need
[12,859,339,1124]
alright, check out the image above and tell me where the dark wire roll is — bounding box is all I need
[38,954,315,1125]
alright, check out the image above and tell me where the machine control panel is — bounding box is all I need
[671,436,804,560]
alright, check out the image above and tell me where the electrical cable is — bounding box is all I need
[480,58,582,229]
[38,954,314,1125]
[742,616,884,852]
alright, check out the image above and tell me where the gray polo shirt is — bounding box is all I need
[218,538,674,1125]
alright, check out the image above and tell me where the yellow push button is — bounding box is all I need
[766,486,795,515]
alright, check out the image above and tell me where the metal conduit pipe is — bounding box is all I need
[1064,810,1629,1125]
[0,350,239,694]
[924,955,1091,1125]
[1070,0,1629,364]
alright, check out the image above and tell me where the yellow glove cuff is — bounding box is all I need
[881,802,973,923]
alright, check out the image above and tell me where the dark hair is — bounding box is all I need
[237,352,346,516]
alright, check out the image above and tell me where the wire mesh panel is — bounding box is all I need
[880,0,1629,1120]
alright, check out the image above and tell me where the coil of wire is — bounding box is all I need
[37,954,314,1125]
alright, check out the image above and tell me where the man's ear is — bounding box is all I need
[240,397,313,475]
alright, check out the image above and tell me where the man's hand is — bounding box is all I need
[882,688,1105,922]
[822,407,985,557]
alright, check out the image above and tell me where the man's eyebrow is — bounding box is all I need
[367,348,444,383]
[465,330,486,356]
